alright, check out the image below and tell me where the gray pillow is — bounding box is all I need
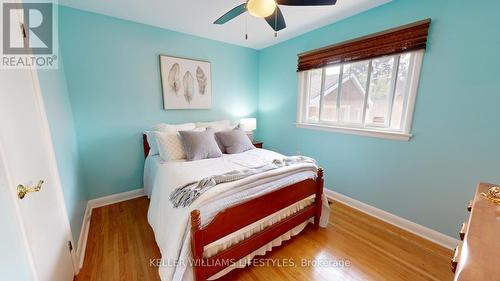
[215,129,255,154]
[209,127,227,153]
[179,129,222,161]
[209,124,241,153]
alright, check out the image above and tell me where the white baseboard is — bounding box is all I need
[75,188,145,271]
[87,188,145,210]
[324,189,458,250]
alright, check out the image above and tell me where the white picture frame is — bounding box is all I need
[159,55,212,109]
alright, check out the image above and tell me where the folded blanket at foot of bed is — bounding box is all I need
[169,156,316,208]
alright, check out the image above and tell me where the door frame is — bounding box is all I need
[0,64,79,277]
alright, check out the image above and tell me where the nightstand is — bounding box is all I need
[252,141,263,148]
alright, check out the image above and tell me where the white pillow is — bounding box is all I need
[154,131,186,161]
[195,120,231,132]
[145,123,196,156]
[144,131,160,156]
[152,122,196,132]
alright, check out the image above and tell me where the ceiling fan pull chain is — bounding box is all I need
[274,8,278,38]
[245,12,249,40]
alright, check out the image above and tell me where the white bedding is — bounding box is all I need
[146,149,329,281]
[144,154,161,198]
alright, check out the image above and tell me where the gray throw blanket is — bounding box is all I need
[169,156,316,208]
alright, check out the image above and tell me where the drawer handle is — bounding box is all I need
[451,245,462,273]
[459,222,468,241]
[467,200,473,212]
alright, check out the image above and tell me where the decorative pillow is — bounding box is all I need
[154,131,186,161]
[196,120,233,153]
[215,128,255,154]
[145,123,196,156]
[179,129,222,161]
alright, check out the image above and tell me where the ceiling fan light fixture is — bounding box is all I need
[247,0,277,18]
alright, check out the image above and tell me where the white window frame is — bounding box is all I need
[296,50,424,141]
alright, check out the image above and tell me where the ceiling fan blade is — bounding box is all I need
[265,7,286,31]
[276,0,337,6]
[213,3,247,24]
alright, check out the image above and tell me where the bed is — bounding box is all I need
[143,134,329,281]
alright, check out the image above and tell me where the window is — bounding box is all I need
[297,51,422,140]
[296,19,430,141]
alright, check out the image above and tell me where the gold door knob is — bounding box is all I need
[17,180,44,199]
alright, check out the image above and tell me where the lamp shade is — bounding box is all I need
[240,118,257,131]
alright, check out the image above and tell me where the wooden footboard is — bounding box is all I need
[190,168,324,281]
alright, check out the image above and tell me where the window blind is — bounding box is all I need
[297,19,431,72]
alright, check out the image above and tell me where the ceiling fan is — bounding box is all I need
[214,0,337,39]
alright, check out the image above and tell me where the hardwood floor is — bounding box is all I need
[75,197,454,281]
[75,197,161,281]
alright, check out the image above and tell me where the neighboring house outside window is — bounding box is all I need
[297,51,423,141]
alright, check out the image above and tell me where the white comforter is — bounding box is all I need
[147,149,329,281]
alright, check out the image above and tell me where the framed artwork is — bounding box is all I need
[159,55,212,109]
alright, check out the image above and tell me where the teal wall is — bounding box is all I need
[59,7,259,199]
[257,0,500,236]
[38,53,88,244]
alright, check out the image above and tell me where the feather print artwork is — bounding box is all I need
[167,63,181,95]
[196,66,207,95]
[183,71,194,103]
[160,55,212,109]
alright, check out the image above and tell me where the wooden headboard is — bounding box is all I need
[143,134,150,157]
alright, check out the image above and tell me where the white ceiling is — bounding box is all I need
[59,0,390,50]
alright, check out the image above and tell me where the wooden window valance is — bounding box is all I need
[297,19,431,72]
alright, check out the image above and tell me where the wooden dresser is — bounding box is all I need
[453,182,500,281]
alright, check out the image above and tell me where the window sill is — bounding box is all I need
[296,123,412,141]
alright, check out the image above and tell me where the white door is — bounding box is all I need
[0,19,75,281]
